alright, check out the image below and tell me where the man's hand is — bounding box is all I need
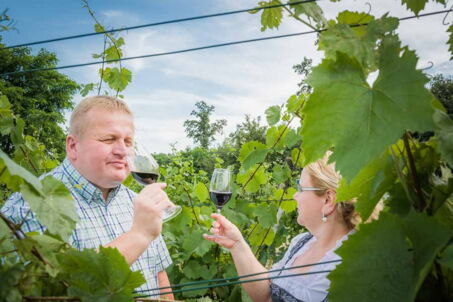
[130,183,173,242]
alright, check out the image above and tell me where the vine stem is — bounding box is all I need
[183,186,200,225]
[282,6,319,32]
[403,131,426,211]
[241,101,304,192]
[19,146,39,175]
[98,34,108,95]
[82,0,123,97]
[254,186,287,258]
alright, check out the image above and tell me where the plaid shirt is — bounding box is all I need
[1,158,172,294]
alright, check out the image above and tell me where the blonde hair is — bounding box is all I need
[304,151,360,230]
[69,95,133,136]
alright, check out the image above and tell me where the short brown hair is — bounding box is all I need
[69,95,133,136]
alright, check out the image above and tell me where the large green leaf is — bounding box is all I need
[58,246,145,302]
[438,243,453,270]
[337,150,396,220]
[403,211,451,294]
[303,36,434,181]
[318,15,398,70]
[103,67,132,92]
[20,176,78,241]
[0,263,23,302]
[0,150,42,193]
[329,213,414,302]
[433,109,453,167]
[242,149,269,172]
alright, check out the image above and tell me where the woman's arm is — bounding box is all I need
[204,214,272,302]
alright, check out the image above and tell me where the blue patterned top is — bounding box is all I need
[1,158,172,294]
[269,231,353,302]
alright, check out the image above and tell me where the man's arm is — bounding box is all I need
[157,270,174,300]
[105,183,172,265]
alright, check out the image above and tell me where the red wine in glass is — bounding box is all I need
[209,168,232,213]
[131,171,159,185]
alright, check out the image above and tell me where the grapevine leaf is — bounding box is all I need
[236,165,268,193]
[433,110,453,167]
[438,244,453,270]
[0,150,42,193]
[58,246,145,302]
[0,263,23,302]
[94,23,105,33]
[104,67,132,92]
[403,211,451,294]
[183,260,202,280]
[258,0,283,31]
[291,147,305,168]
[80,83,95,97]
[104,44,123,61]
[0,218,14,254]
[280,199,297,213]
[266,125,288,149]
[180,277,208,297]
[242,149,269,172]
[329,213,414,302]
[272,163,291,184]
[289,0,326,28]
[253,203,277,228]
[238,141,267,163]
[194,182,209,202]
[286,94,304,114]
[282,128,300,148]
[400,0,446,15]
[20,176,78,241]
[182,228,213,257]
[303,36,434,181]
[337,150,396,220]
[265,105,281,126]
[318,15,398,70]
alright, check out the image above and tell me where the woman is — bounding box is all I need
[204,152,359,302]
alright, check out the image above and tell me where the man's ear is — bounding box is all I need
[66,134,78,161]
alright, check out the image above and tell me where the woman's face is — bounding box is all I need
[294,169,326,228]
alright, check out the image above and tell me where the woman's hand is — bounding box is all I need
[203,213,245,250]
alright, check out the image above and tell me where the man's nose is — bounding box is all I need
[113,140,128,156]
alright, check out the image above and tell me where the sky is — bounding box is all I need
[2,0,452,153]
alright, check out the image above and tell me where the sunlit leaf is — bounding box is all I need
[303,36,434,181]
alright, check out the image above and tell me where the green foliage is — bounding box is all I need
[303,36,434,181]
[401,0,446,15]
[58,246,145,302]
[0,41,78,159]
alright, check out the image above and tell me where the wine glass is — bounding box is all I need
[209,168,232,213]
[127,142,181,222]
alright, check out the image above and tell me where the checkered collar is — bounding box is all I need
[60,158,122,205]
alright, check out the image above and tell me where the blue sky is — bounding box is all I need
[2,0,452,152]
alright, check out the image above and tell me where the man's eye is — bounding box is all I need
[101,138,115,143]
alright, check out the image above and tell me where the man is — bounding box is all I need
[1,95,174,299]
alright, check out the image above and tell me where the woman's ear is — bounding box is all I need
[323,189,337,216]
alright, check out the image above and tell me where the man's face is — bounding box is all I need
[67,107,134,190]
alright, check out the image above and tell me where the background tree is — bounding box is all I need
[183,100,227,149]
[293,56,313,95]
[0,38,79,160]
[430,74,453,119]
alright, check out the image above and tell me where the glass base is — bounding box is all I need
[163,205,182,222]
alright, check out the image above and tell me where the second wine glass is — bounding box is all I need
[127,142,181,222]
[209,168,232,213]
